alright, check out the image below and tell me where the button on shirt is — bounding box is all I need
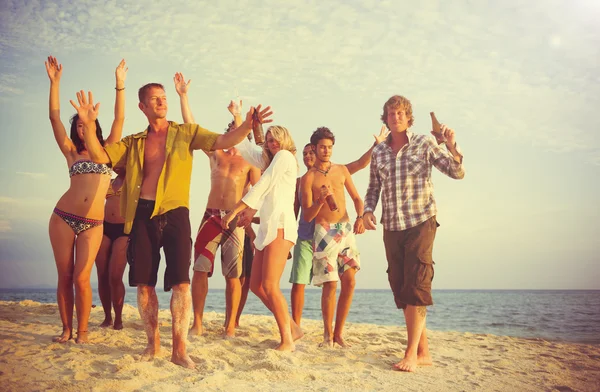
[104,121,219,234]
[364,131,465,231]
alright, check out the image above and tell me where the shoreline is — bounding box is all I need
[1,300,599,391]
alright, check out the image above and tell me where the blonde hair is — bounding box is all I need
[262,125,298,166]
[381,95,414,128]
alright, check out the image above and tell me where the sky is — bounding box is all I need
[0,0,599,290]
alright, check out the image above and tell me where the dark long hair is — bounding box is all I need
[70,114,104,153]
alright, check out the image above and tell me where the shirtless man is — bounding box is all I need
[174,74,261,337]
[74,82,271,368]
[289,126,389,327]
[300,127,365,347]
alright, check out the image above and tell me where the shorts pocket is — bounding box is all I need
[416,258,434,288]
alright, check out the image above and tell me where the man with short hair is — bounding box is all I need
[73,83,271,369]
[173,74,261,338]
[363,95,465,372]
[300,127,365,347]
[289,127,389,327]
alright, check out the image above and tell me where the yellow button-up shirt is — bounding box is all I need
[105,121,219,234]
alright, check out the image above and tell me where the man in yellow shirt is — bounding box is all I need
[72,84,272,369]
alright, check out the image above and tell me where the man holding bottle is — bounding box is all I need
[300,127,365,348]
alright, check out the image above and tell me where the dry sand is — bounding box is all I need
[0,300,598,391]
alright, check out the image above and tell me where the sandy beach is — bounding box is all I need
[0,300,598,392]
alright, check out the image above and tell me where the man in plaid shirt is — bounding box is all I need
[364,95,465,372]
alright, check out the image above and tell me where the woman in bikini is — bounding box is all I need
[95,166,128,330]
[222,116,303,351]
[46,56,127,343]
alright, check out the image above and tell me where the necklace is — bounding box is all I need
[315,162,332,176]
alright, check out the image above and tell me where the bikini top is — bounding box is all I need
[69,160,112,178]
[106,178,123,199]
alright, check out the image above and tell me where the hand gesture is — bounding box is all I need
[221,210,236,230]
[115,59,128,84]
[69,90,100,125]
[228,100,243,117]
[236,208,257,228]
[439,123,456,147]
[249,104,274,125]
[374,125,390,144]
[354,217,365,234]
[173,72,191,96]
[45,56,63,83]
[363,212,377,230]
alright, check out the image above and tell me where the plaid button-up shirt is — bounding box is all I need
[364,131,465,231]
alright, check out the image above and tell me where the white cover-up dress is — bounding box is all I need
[236,138,298,251]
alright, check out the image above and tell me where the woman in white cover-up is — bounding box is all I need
[222,122,302,351]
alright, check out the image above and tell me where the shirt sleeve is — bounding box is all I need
[242,150,294,209]
[189,124,220,151]
[427,137,465,179]
[364,148,382,213]
[104,136,131,169]
[236,137,268,171]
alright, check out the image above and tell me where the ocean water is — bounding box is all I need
[1,288,598,344]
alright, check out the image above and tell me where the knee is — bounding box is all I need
[73,275,91,291]
[249,280,262,296]
[58,274,74,287]
[261,281,278,298]
[343,276,356,291]
[109,273,124,289]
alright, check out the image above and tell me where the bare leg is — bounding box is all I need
[250,249,303,343]
[224,277,241,337]
[261,230,295,351]
[394,305,427,372]
[73,225,104,343]
[417,325,432,366]
[109,236,128,330]
[170,283,195,369]
[189,270,208,336]
[320,281,336,348]
[333,267,356,348]
[137,285,160,361]
[95,236,113,327]
[235,275,250,327]
[49,214,75,343]
[291,283,305,327]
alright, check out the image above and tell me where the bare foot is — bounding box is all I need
[140,344,160,362]
[275,342,295,352]
[113,321,124,330]
[75,330,89,344]
[189,323,203,336]
[417,354,433,366]
[52,329,72,343]
[291,321,304,341]
[171,353,196,369]
[318,339,334,348]
[223,327,236,339]
[99,318,113,328]
[394,355,418,372]
[333,335,352,348]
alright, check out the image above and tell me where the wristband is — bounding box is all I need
[115,87,125,91]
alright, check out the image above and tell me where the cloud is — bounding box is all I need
[1,0,599,159]
[16,171,47,179]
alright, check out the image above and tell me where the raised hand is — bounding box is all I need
[45,56,63,83]
[439,123,456,147]
[115,59,128,84]
[254,104,273,125]
[363,212,377,230]
[69,90,100,125]
[228,99,243,117]
[374,125,390,144]
[173,72,191,96]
